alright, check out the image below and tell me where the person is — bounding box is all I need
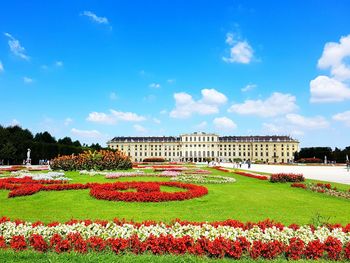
[347,161,350,172]
[247,159,251,169]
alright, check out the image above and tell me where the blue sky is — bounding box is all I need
[1,0,350,147]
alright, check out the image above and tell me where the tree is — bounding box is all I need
[58,137,73,145]
[34,132,56,144]
[0,142,17,165]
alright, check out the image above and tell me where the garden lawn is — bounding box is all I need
[0,168,350,225]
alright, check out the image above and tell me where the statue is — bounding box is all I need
[26,148,31,165]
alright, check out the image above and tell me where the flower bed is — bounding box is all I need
[12,171,68,181]
[183,169,211,175]
[270,173,305,183]
[291,183,350,200]
[104,171,180,179]
[90,182,208,202]
[50,150,132,171]
[171,174,235,184]
[234,171,269,180]
[0,177,208,202]
[1,217,350,260]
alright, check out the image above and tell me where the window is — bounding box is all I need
[212,137,214,141]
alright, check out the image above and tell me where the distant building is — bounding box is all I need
[107,132,299,163]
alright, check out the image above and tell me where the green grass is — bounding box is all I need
[1,168,350,224]
[1,251,349,263]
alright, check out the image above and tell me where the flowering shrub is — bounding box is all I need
[50,150,132,171]
[291,182,350,200]
[0,177,208,202]
[270,173,304,183]
[1,217,350,260]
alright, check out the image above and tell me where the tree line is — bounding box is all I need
[295,147,350,163]
[0,125,104,165]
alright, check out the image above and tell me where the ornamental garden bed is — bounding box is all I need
[1,217,350,260]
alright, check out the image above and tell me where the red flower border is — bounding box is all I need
[0,177,208,202]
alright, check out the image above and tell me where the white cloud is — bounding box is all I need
[228,92,297,117]
[310,75,350,103]
[167,79,176,84]
[310,34,350,103]
[160,109,167,115]
[23,77,33,84]
[71,128,101,138]
[0,61,3,73]
[81,11,109,24]
[153,118,161,124]
[241,84,257,92]
[170,89,227,119]
[4,33,29,60]
[87,110,146,124]
[223,33,254,64]
[133,124,147,133]
[149,83,161,89]
[317,34,350,81]
[86,112,116,124]
[64,118,73,126]
[262,122,304,137]
[285,113,329,129]
[55,61,63,67]
[333,110,350,126]
[143,94,156,102]
[109,92,117,100]
[9,119,20,126]
[213,117,237,130]
[195,121,207,130]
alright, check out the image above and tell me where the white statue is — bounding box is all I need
[26,148,31,165]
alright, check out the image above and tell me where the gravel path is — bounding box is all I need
[220,163,350,185]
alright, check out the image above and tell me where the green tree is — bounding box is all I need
[0,142,17,165]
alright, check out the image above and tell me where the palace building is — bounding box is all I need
[107,132,299,163]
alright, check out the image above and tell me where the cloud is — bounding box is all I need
[241,84,257,92]
[228,92,297,117]
[23,77,33,84]
[153,118,161,124]
[285,113,329,129]
[317,34,350,81]
[55,61,63,67]
[222,33,254,64]
[149,83,161,89]
[0,61,3,73]
[213,117,237,130]
[310,34,350,103]
[167,79,176,84]
[143,94,156,102]
[4,33,30,60]
[262,122,304,137]
[310,75,350,103]
[87,109,146,124]
[64,118,73,126]
[109,92,117,100]
[160,109,167,115]
[170,89,227,119]
[71,128,101,138]
[81,11,109,24]
[9,119,20,126]
[133,124,147,133]
[195,121,207,130]
[333,110,350,126]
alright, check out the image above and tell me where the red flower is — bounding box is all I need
[285,237,304,260]
[324,236,342,260]
[304,239,324,260]
[29,234,48,252]
[55,239,71,253]
[0,236,6,249]
[10,235,27,251]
